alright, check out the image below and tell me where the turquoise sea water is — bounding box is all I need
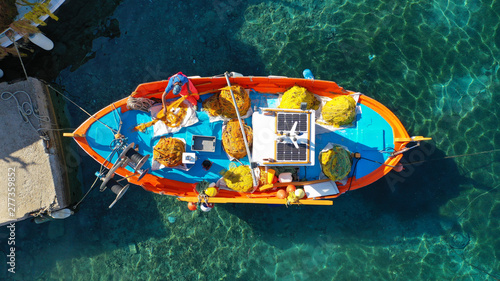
[1,0,500,280]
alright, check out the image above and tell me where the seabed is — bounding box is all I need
[0,0,499,280]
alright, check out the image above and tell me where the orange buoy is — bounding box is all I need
[276,189,287,199]
[286,185,296,193]
[394,163,404,172]
[187,202,197,211]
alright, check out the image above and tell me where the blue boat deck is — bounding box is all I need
[85,92,395,185]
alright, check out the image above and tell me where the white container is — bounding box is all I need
[182,152,197,164]
[278,172,293,183]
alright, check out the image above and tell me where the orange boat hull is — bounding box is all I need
[71,76,410,205]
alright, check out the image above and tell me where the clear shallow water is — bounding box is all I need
[1,0,500,280]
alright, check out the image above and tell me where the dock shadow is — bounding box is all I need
[0,164,167,280]
[0,0,270,279]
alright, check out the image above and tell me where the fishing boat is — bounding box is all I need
[0,0,66,48]
[66,72,430,210]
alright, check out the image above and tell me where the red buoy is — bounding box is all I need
[272,176,279,184]
[394,163,404,172]
[286,185,296,193]
[187,202,197,211]
[276,189,287,199]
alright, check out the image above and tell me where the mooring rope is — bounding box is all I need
[442,182,500,281]
[8,31,118,136]
[402,149,500,166]
[457,183,500,218]
[7,32,131,211]
[44,83,118,134]
[359,157,396,167]
[72,140,126,209]
[360,149,500,168]
[363,147,500,279]
[8,31,29,80]
[72,176,100,210]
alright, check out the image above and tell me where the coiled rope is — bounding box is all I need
[127,97,154,112]
[7,29,118,135]
[1,90,50,137]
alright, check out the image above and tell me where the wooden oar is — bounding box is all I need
[177,197,333,205]
[271,178,332,188]
[259,178,332,191]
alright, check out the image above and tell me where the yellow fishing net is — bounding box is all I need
[153,137,185,167]
[320,145,352,181]
[223,164,254,192]
[258,167,267,186]
[202,93,222,117]
[134,96,187,132]
[322,95,356,127]
[203,85,250,118]
[222,120,253,159]
[22,1,59,26]
[278,86,320,110]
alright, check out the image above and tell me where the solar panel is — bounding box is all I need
[276,142,308,161]
[276,113,308,132]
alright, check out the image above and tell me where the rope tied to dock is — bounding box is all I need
[44,83,118,134]
[1,90,50,138]
[6,30,29,79]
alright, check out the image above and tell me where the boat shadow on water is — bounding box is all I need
[222,144,477,249]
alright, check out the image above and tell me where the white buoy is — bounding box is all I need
[50,208,73,219]
[28,33,54,51]
[0,69,3,78]
[200,203,214,212]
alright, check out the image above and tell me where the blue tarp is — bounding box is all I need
[86,92,394,184]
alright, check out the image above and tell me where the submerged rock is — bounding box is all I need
[128,243,137,254]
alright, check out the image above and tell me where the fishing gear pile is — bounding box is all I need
[222,120,253,159]
[223,164,254,192]
[320,145,352,181]
[133,96,188,132]
[202,85,251,118]
[153,137,185,167]
[322,95,356,127]
[279,86,320,110]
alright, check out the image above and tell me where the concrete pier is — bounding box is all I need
[0,78,72,226]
